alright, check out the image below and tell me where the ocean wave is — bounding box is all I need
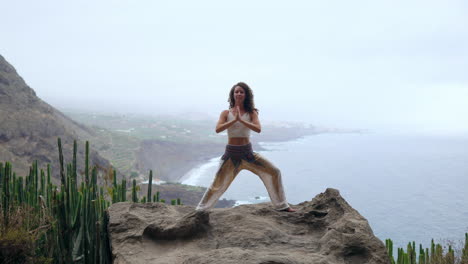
[180,156,221,186]
[253,196,269,201]
[234,200,252,207]
[141,180,166,185]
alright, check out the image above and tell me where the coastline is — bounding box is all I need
[177,131,324,186]
[175,134,323,207]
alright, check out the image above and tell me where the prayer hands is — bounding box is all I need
[234,106,242,121]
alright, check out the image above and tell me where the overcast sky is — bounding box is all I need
[2,0,467,133]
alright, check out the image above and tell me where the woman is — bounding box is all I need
[196,82,296,212]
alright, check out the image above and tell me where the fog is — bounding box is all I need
[2,0,467,133]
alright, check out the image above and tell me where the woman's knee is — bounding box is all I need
[273,167,281,176]
[270,167,281,178]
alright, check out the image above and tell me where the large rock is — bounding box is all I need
[108,188,391,264]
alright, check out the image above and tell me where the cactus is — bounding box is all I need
[386,239,395,264]
[431,239,435,263]
[418,244,425,264]
[40,169,45,198]
[445,245,455,263]
[0,162,3,192]
[33,161,38,206]
[385,236,468,264]
[85,141,89,185]
[17,176,24,204]
[0,139,186,263]
[2,162,11,227]
[132,179,138,203]
[73,140,77,181]
[462,233,468,263]
[147,170,153,203]
[121,179,127,202]
[112,170,117,203]
[58,138,65,188]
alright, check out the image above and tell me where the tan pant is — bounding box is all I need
[196,153,289,210]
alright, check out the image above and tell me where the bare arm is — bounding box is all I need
[215,110,237,133]
[239,108,261,133]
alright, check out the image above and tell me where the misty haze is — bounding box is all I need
[1,1,467,263]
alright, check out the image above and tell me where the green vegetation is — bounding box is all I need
[174,183,206,193]
[0,139,181,264]
[386,235,468,264]
[90,127,141,177]
[63,111,225,179]
[65,111,222,143]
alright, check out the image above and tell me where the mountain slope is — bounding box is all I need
[0,54,109,181]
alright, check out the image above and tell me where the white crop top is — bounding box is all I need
[227,110,251,138]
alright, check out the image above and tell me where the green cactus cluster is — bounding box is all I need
[386,236,468,264]
[0,138,182,263]
[463,233,468,263]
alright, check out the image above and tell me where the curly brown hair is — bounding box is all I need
[228,82,259,114]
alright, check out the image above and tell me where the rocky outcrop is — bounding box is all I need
[108,188,391,264]
[0,54,109,180]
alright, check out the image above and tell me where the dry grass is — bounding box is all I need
[0,205,52,264]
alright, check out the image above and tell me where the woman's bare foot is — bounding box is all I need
[281,207,297,212]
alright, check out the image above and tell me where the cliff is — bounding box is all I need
[107,188,391,264]
[0,54,110,180]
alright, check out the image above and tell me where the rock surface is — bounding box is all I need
[0,54,109,180]
[108,188,391,264]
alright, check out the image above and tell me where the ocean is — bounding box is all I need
[180,133,468,250]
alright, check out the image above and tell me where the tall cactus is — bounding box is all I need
[112,170,118,203]
[0,139,186,263]
[40,169,45,198]
[462,233,468,263]
[85,141,89,185]
[121,179,127,202]
[0,162,3,193]
[73,140,77,182]
[33,160,38,207]
[418,244,425,264]
[385,237,468,264]
[58,138,66,189]
[132,179,138,202]
[2,162,11,227]
[147,170,153,203]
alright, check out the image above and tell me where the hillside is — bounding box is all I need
[0,54,110,181]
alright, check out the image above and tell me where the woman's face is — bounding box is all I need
[233,86,246,104]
